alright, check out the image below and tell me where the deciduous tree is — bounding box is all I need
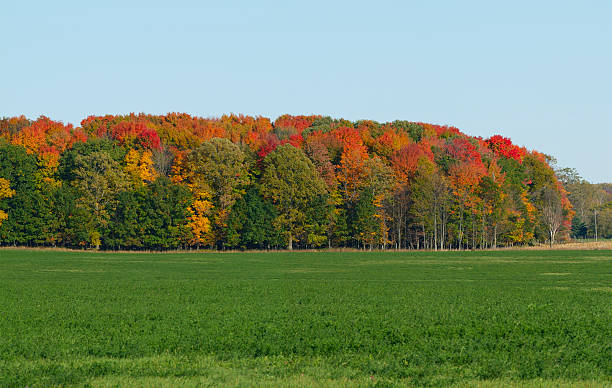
[261,145,329,249]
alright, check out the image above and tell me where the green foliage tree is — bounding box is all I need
[349,157,395,249]
[186,138,250,246]
[0,142,50,246]
[47,185,91,247]
[261,145,329,249]
[105,177,190,250]
[349,188,378,249]
[72,151,130,248]
[225,185,281,249]
[59,139,127,182]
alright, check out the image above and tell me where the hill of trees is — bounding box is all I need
[0,113,602,250]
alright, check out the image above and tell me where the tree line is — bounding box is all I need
[0,113,600,250]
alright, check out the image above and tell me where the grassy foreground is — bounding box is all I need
[0,249,610,387]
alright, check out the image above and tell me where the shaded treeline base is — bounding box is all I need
[0,113,589,250]
[1,239,611,254]
[1,250,610,386]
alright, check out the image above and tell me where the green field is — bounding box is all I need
[0,249,610,387]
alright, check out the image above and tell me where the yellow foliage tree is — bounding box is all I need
[139,150,157,181]
[0,178,16,227]
[125,149,158,185]
[187,197,214,248]
[36,152,62,191]
[170,150,215,247]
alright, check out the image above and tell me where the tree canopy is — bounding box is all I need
[0,113,596,250]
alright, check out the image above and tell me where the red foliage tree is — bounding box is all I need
[110,121,161,150]
[485,135,526,162]
[391,143,434,183]
[12,116,86,155]
[274,115,319,132]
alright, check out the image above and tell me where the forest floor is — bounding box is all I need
[0,249,610,387]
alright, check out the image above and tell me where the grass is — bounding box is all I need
[0,249,610,387]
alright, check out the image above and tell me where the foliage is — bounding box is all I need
[0,178,15,227]
[0,141,51,245]
[485,135,526,162]
[261,145,329,249]
[0,112,586,249]
[557,168,612,240]
[225,185,281,249]
[104,177,190,249]
[182,138,250,247]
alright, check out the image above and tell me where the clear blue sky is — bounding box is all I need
[2,1,610,182]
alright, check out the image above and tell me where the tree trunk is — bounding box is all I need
[288,234,293,250]
[549,230,554,248]
[493,224,497,249]
[397,217,402,250]
[457,206,464,250]
[440,220,444,251]
[481,215,485,250]
[433,210,438,251]
[594,210,598,241]
[421,223,426,250]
